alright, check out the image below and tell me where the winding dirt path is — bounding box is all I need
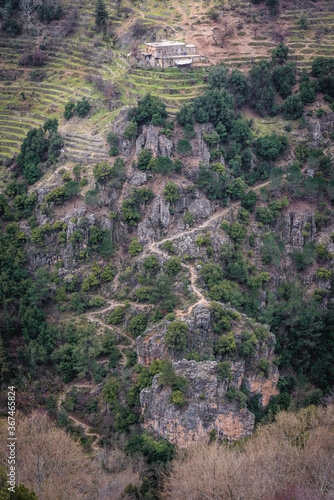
[144,178,274,315]
[57,383,102,451]
[57,174,295,448]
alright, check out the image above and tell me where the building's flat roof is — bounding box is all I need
[175,58,193,65]
[185,44,196,48]
[145,41,185,47]
[160,54,199,59]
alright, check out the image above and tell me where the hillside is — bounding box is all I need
[0,0,334,498]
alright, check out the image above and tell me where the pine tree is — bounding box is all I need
[95,0,108,30]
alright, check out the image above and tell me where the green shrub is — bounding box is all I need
[64,101,75,120]
[143,255,159,273]
[137,149,152,171]
[135,286,150,302]
[108,306,125,324]
[103,378,120,405]
[217,361,232,381]
[183,211,194,225]
[124,121,138,140]
[129,238,143,256]
[75,97,91,118]
[241,190,257,211]
[88,297,105,308]
[165,320,188,351]
[176,104,194,126]
[222,222,247,243]
[121,199,141,225]
[254,326,269,341]
[196,233,211,247]
[184,123,195,139]
[164,181,179,204]
[238,331,257,359]
[166,257,182,277]
[253,133,289,160]
[176,139,192,155]
[226,387,247,408]
[203,133,220,147]
[316,267,332,280]
[170,390,186,407]
[214,332,237,356]
[129,313,147,337]
[129,93,167,125]
[161,240,175,253]
[257,359,270,377]
[281,95,304,120]
[227,177,247,200]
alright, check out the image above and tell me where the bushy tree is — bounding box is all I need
[64,101,75,120]
[227,177,247,200]
[129,313,147,337]
[311,57,334,78]
[137,148,152,171]
[129,93,167,125]
[121,199,141,225]
[272,43,289,64]
[123,121,138,140]
[176,104,194,126]
[108,305,125,325]
[192,89,235,128]
[165,320,188,351]
[129,237,142,256]
[272,62,296,98]
[183,211,194,225]
[208,63,229,90]
[253,133,289,160]
[176,139,192,155]
[166,257,182,277]
[75,98,91,118]
[217,361,232,381]
[214,332,237,355]
[281,95,304,120]
[230,119,252,146]
[228,69,250,108]
[164,181,179,204]
[241,190,257,211]
[299,70,316,104]
[248,61,276,116]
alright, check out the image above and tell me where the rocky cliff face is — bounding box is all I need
[140,360,256,446]
[138,303,279,445]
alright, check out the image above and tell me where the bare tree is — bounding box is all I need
[20,0,40,29]
[163,406,334,500]
[212,27,223,46]
[272,25,291,43]
[0,411,142,499]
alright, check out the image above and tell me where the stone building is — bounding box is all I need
[141,40,200,68]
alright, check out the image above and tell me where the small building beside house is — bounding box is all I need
[140,41,200,68]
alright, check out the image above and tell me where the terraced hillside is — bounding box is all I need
[0,0,333,160]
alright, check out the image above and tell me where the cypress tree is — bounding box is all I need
[95,0,108,30]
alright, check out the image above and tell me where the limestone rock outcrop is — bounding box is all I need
[138,303,279,445]
[140,360,256,446]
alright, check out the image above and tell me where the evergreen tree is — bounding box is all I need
[95,0,108,30]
